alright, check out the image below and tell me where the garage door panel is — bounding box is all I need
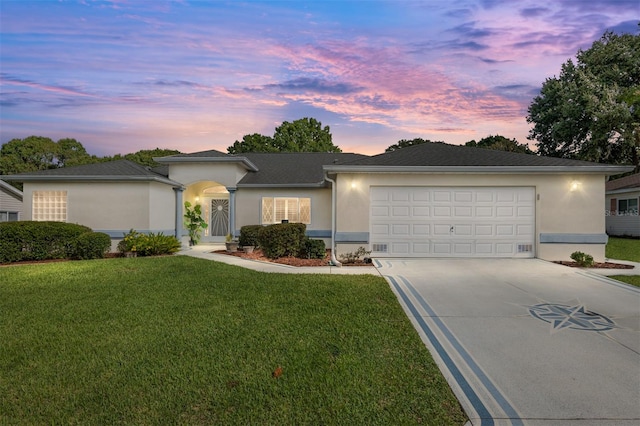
[371,206,389,217]
[454,206,473,217]
[412,206,430,217]
[370,186,535,258]
[433,206,451,216]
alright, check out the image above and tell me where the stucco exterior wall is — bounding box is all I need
[22,181,176,236]
[333,172,607,261]
[168,163,247,188]
[235,187,332,239]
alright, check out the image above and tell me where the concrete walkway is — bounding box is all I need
[179,244,379,275]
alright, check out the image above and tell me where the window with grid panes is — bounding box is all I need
[261,197,310,224]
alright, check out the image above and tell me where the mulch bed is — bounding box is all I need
[553,261,634,269]
[212,248,373,267]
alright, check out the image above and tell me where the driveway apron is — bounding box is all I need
[375,258,640,425]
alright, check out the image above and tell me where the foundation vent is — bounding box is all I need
[517,244,533,253]
[372,243,388,253]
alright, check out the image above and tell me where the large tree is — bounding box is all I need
[227,118,341,153]
[0,136,59,176]
[465,135,534,154]
[227,133,276,154]
[385,138,443,152]
[527,29,640,170]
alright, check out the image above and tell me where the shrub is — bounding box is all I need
[570,251,594,267]
[239,225,263,248]
[258,223,306,259]
[69,232,112,260]
[117,229,180,257]
[0,221,92,263]
[339,247,372,264]
[300,237,326,259]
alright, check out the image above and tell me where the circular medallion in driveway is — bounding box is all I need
[527,302,616,332]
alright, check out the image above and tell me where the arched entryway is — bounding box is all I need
[184,181,231,242]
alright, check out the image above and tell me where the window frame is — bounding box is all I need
[261,197,311,225]
[32,190,68,222]
[0,211,19,222]
[618,197,638,214]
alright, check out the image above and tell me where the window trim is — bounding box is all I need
[0,211,19,222]
[618,197,638,214]
[261,197,311,225]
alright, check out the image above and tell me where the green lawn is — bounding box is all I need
[606,237,640,262]
[609,275,640,287]
[0,256,466,425]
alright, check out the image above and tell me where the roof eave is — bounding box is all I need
[323,165,635,175]
[606,187,640,195]
[237,182,328,189]
[154,156,259,172]
[0,179,23,198]
[2,175,184,187]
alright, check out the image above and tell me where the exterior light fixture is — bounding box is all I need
[195,196,200,202]
[351,182,357,189]
[570,181,580,192]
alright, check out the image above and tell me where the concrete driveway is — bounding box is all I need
[375,259,640,425]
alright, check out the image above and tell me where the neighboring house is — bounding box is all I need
[605,173,640,237]
[3,143,633,261]
[0,179,23,222]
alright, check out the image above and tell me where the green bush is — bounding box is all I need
[258,223,306,259]
[239,225,263,248]
[0,221,92,263]
[69,232,112,260]
[300,237,326,259]
[339,246,372,264]
[117,229,181,257]
[570,251,594,267]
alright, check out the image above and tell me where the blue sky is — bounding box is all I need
[1,0,637,156]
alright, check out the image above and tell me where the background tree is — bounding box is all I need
[465,135,534,154]
[273,117,340,152]
[385,138,443,152]
[227,133,276,154]
[55,138,92,167]
[120,148,182,168]
[527,29,640,170]
[0,136,59,176]
[227,118,341,153]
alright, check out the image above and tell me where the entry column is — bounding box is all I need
[226,187,236,237]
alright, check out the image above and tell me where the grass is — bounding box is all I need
[608,275,640,288]
[0,256,466,425]
[606,237,640,262]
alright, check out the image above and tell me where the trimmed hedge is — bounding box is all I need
[68,232,112,260]
[117,229,181,256]
[0,221,93,263]
[258,223,306,259]
[239,225,263,248]
[300,237,326,259]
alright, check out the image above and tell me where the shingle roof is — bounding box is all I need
[341,142,603,167]
[165,149,229,158]
[2,160,181,185]
[606,173,640,191]
[237,152,368,186]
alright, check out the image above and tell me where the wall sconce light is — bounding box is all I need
[351,182,357,189]
[570,181,580,192]
[195,196,200,202]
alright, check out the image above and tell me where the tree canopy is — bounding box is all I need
[527,29,640,170]
[465,135,534,154]
[227,118,341,153]
[385,138,443,152]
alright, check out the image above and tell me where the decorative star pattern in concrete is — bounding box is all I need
[527,302,616,333]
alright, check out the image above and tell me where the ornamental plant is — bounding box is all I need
[184,201,208,245]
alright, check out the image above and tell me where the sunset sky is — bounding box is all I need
[1,0,637,157]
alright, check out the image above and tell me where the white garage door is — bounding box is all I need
[370,187,535,258]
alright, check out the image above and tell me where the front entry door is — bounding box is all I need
[209,198,229,237]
